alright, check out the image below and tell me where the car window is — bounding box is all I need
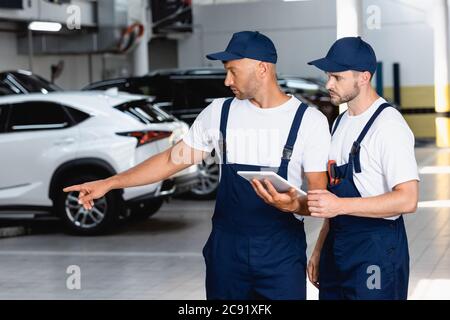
[65,106,90,124]
[170,79,189,110]
[136,83,160,96]
[83,79,126,91]
[10,73,62,93]
[0,104,9,133]
[0,82,15,96]
[114,99,175,124]
[136,76,173,100]
[7,101,71,132]
[279,78,328,96]
[184,77,231,107]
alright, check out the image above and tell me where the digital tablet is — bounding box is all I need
[237,171,307,196]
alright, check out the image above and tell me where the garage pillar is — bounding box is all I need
[132,0,150,77]
[336,0,363,113]
[432,0,450,147]
[336,0,362,38]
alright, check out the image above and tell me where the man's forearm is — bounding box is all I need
[312,218,329,253]
[340,187,418,218]
[294,171,328,216]
[105,142,199,191]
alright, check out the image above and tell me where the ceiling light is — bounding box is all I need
[28,21,62,32]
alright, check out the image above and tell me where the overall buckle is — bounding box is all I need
[351,141,362,173]
[351,141,361,155]
[282,146,293,160]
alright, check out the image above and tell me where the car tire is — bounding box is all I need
[188,161,219,200]
[129,198,164,221]
[55,174,123,236]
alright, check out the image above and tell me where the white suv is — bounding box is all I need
[0,91,199,235]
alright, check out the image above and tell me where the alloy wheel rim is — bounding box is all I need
[191,162,220,195]
[65,192,107,229]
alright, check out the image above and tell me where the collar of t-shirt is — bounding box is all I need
[344,97,386,121]
[242,95,298,113]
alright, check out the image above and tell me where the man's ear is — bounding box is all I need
[258,61,269,77]
[360,71,372,85]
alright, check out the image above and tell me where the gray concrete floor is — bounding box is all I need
[0,146,449,300]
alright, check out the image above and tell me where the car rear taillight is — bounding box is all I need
[116,130,172,147]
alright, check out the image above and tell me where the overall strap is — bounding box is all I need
[219,98,234,164]
[331,111,346,136]
[351,103,393,173]
[278,103,309,179]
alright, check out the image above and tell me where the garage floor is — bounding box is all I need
[0,146,449,300]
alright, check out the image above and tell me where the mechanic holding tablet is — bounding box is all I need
[63,30,331,300]
[305,37,419,300]
[257,37,419,300]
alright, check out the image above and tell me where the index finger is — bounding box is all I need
[250,181,267,202]
[252,179,274,203]
[63,185,81,193]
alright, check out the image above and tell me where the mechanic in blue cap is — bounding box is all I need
[197,30,330,300]
[306,36,420,300]
[65,31,331,300]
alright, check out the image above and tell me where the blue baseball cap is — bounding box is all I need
[308,36,377,75]
[206,31,277,64]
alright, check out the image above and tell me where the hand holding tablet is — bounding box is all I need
[237,171,306,196]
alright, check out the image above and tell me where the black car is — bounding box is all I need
[277,75,338,127]
[84,68,337,126]
[0,70,62,95]
[83,68,337,199]
[83,68,234,126]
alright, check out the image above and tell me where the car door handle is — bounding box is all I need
[54,137,75,146]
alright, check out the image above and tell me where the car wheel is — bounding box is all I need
[129,198,164,221]
[55,174,122,235]
[189,157,220,200]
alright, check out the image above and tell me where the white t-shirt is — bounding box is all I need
[329,97,420,220]
[183,95,330,196]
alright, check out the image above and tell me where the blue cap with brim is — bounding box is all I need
[206,51,244,62]
[206,31,277,64]
[308,36,377,75]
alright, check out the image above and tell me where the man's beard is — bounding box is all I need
[235,84,259,100]
[235,91,251,100]
[329,84,360,106]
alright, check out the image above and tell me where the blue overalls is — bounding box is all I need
[202,98,308,300]
[319,103,410,300]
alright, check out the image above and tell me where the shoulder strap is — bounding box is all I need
[331,111,346,136]
[219,98,233,164]
[278,103,309,179]
[352,103,393,173]
[283,102,309,157]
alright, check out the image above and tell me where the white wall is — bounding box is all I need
[0,0,440,90]
[362,0,434,87]
[178,0,437,87]
[0,30,181,90]
[179,0,336,79]
[0,31,128,90]
[0,31,86,89]
[0,0,96,26]
[0,0,152,90]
